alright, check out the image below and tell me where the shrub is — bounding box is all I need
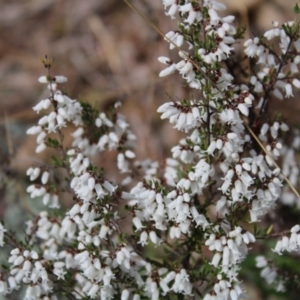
[1,1,300,299]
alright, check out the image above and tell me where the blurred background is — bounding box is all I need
[0,0,298,299]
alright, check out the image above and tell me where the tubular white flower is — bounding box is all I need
[237,103,249,116]
[211,252,222,267]
[285,83,294,98]
[53,76,67,83]
[159,64,177,77]
[38,76,48,83]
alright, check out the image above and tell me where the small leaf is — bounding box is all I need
[46,137,60,149]
[266,224,273,235]
[294,4,300,14]
[253,223,257,235]
[51,155,63,167]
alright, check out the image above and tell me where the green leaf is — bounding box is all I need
[46,137,60,149]
[266,224,273,235]
[294,4,300,14]
[51,155,63,167]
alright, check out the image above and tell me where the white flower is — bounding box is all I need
[41,171,49,185]
[27,125,42,135]
[0,223,7,247]
[211,252,222,267]
[38,76,48,83]
[165,3,178,19]
[244,37,263,58]
[137,231,148,246]
[53,76,67,83]
[292,78,300,88]
[0,279,8,295]
[159,64,177,77]
[237,103,249,116]
[32,99,51,113]
[285,83,294,98]
[121,289,130,300]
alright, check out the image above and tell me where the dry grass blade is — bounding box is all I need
[4,113,14,157]
[88,15,123,75]
[245,122,300,199]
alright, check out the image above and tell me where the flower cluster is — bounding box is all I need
[255,256,285,292]
[272,225,300,254]
[204,226,255,299]
[156,0,300,298]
